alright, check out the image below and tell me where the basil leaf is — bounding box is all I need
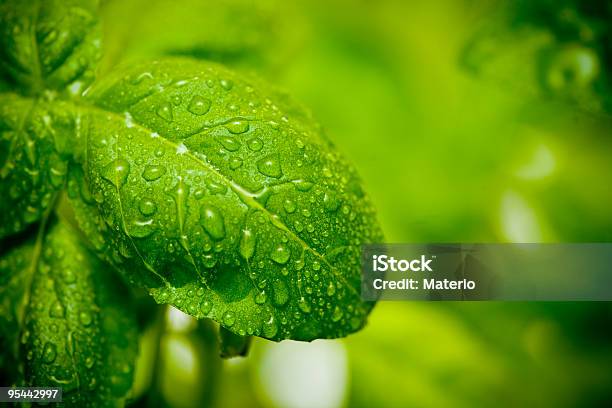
[0,228,34,382]
[70,58,383,341]
[0,0,101,95]
[0,93,74,238]
[0,220,138,406]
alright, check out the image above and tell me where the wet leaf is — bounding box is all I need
[0,0,101,95]
[0,220,138,406]
[68,58,383,341]
[0,93,74,238]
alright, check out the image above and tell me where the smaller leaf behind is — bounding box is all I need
[0,227,36,383]
[18,221,138,407]
[0,0,102,96]
[0,93,76,238]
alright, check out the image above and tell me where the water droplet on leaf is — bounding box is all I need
[257,154,282,178]
[270,244,290,264]
[188,96,211,115]
[239,229,256,260]
[225,119,249,134]
[248,138,263,151]
[332,306,343,322]
[223,310,236,326]
[142,164,166,181]
[139,198,157,216]
[199,204,225,240]
[156,103,173,121]
[42,342,57,364]
[102,159,130,188]
[219,137,241,152]
[283,199,296,213]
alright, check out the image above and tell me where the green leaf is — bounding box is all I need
[0,220,138,406]
[69,58,383,341]
[0,92,75,238]
[0,228,35,382]
[0,0,101,95]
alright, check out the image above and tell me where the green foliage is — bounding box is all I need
[0,221,138,406]
[66,59,381,341]
[0,93,74,238]
[0,0,381,400]
[0,0,101,95]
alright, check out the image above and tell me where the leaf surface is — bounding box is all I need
[0,0,101,95]
[0,220,138,406]
[69,58,383,341]
[0,93,74,238]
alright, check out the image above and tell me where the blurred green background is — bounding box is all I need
[99,0,612,406]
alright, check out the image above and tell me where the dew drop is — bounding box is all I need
[272,279,289,306]
[130,71,153,85]
[200,300,212,315]
[208,181,227,195]
[176,143,188,154]
[130,219,154,238]
[219,137,241,152]
[187,95,211,115]
[270,244,290,264]
[142,164,166,181]
[263,316,278,338]
[49,301,65,318]
[257,154,282,178]
[255,291,267,304]
[85,356,95,369]
[42,342,57,364]
[63,269,76,284]
[298,297,311,313]
[79,311,93,326]
[49,164,67,188]
[193,188,205,199]
[326,282,336,296]
[324,191,341,212]
[294,220,304,232]
[229,158,243,169]
[248,137,263,151]
[222,310,236,327]
[138,198,157,216]
[331,305,343,322]
[295,181,313,191]
[199,204,225,240]
[283,199,296,213]
[225,119,249,134]
[102,159,130,188]
[203,254,217,268]
[156,103,173,121]
[220,79,234,90]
